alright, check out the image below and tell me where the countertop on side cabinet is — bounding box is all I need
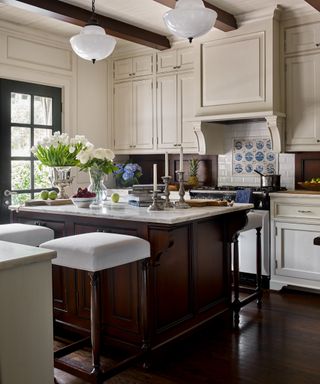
[270,190,320,198]
[0,240,56,271]
[9,203,253,225]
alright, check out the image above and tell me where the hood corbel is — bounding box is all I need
[265,115,285,153]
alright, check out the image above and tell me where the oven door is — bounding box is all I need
[238,210,270,276]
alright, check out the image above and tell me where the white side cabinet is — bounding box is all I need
[0,241,56,384]
[113,79,154,152]
[156,71,198,151]
[270,193,320,291]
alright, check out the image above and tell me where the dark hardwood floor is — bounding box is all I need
[55,289,320,384]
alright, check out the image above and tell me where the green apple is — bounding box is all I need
[40,190,49,200]
[48,190,58,200]
[111,192,120,203]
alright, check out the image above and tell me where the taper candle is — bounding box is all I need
[179,146,184,172]
[153,163,157,191]
[165,152,169,177]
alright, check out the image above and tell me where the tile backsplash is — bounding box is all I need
[218,120,295,189]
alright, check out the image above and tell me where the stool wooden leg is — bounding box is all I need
[141,259,151,369]
[256,227,263,308]
[89,272,102,383]
[232,234,240,327]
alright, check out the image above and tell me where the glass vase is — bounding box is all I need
[88,167,107,208]
[49,166,73,199]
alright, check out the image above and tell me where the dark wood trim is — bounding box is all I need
[305,0,320,12]
[2,0,171,50]
[153,0,237,32]
[294,152,320,189]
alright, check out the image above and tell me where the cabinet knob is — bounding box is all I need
[317,139,320,143]
[316,43,320,47]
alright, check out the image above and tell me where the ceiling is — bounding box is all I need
[0,0,316,49]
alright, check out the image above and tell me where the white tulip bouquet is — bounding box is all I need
[31,131,88,167]
[76,145,117,175]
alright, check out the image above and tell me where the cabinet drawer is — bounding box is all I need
[275,203,320,219]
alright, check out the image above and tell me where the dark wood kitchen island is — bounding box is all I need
[11,203,251,356]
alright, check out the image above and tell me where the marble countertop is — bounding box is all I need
[10,202,253,225]
[0,241,56,271]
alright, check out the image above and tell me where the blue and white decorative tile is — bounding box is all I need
[233,138,276,175]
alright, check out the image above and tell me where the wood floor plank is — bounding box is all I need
[55,289,320,384]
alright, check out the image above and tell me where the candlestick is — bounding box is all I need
[161,176,174,209]
[175,170,190,209]
[165,152,169,177]
[153,164,157,192]
[179,146,184,172]
[147,190,164,211]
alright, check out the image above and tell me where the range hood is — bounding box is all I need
[193,114,285,155]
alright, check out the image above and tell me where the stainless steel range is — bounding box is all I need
[190,186,284,287]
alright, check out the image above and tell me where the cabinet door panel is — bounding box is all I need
[178,72,197,149]
[286,54,320,146]
[157,75,178,148]
[114,58,133,81]
[177,47,194,70]
[133,79,154,149]
[132,55,153,77]
[157,50,176,73]
[285,23,320,54]
[113,82,133,150]
[275,222,320,281]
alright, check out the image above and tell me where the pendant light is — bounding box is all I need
[70,0,116,64]
[163,0,217,43]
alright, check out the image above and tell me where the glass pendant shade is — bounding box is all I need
[70,24,116,63]
[163,0,217,42]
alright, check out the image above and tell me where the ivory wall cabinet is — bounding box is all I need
[270,192,320,291]
[113,78,154,152]
[156,71,198,151]
[112,46,197,154]
[284,21,320,151]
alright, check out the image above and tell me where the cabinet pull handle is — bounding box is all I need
[132,73,136,76]
[298,210,312,213]
[173,66,177,69]
[176,65,181,69]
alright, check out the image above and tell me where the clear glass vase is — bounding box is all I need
[88,167,107,208]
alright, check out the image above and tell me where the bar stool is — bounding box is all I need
[232,190,263,327]
[40,232,150,384]
[0,223,54,246]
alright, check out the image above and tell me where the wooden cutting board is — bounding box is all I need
[25,199,72,206]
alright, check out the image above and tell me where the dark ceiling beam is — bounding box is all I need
[304,0,320,11]
[153,0,237,32]
[0,0,171,50]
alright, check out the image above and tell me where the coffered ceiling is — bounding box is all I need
[0,0,317,50]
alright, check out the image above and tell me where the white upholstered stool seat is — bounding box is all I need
[40,232,150,384]
[40,232,150,272]
[239,211,263,232]
[0,223,54,246]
